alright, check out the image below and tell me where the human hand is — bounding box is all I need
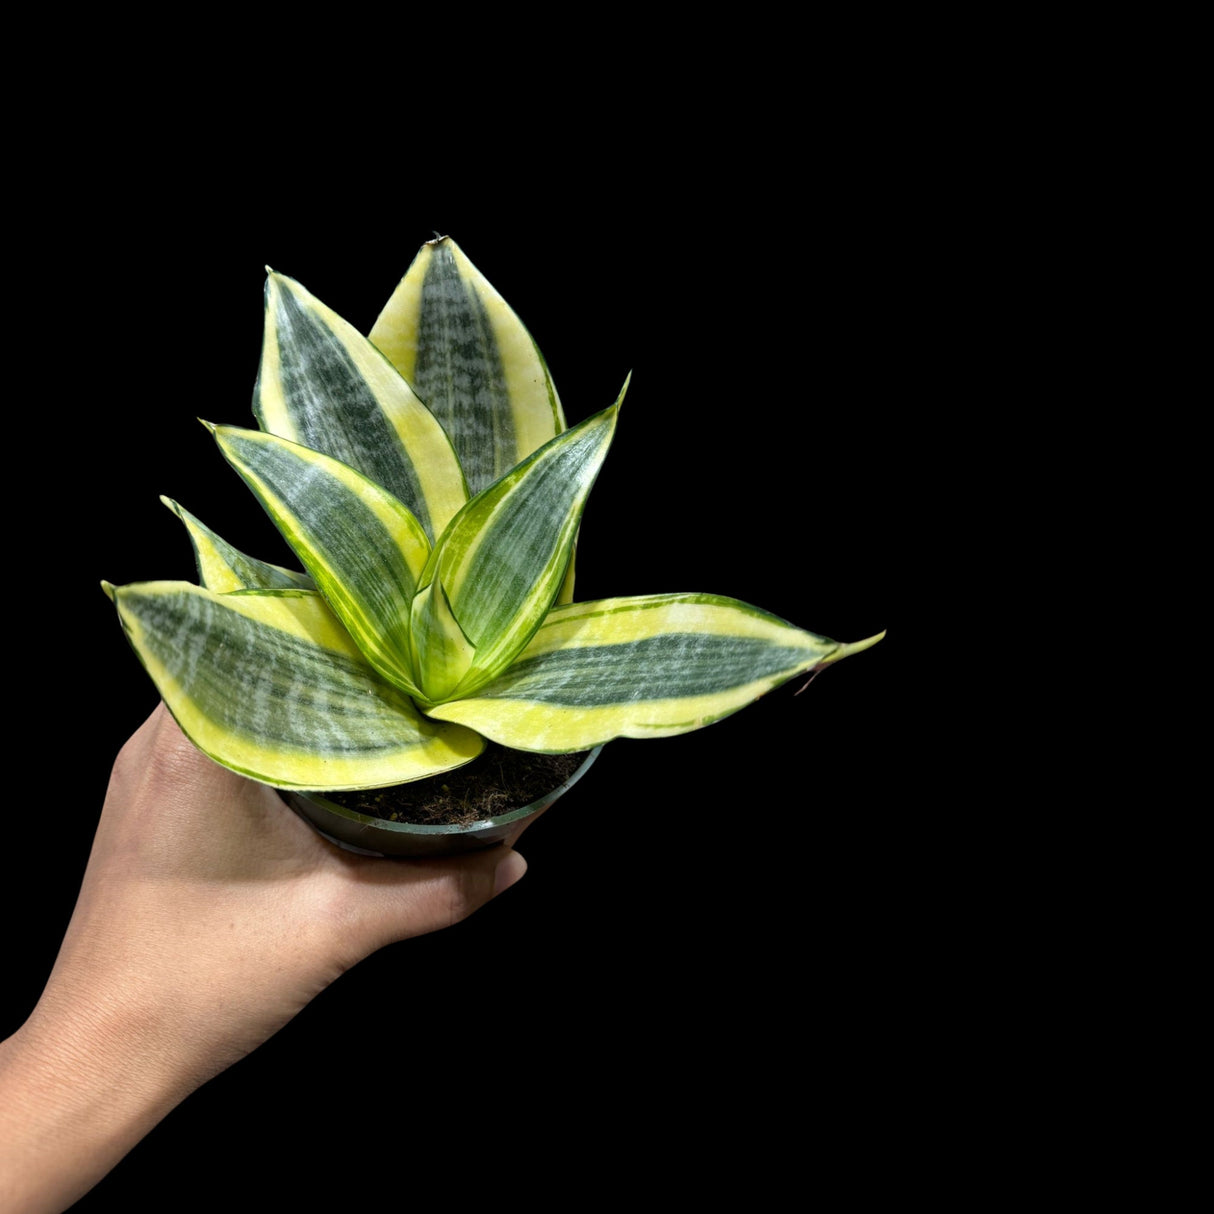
[0,702,528,1212]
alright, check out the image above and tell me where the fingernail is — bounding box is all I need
[493,850,528,895]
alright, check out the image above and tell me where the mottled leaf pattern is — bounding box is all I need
[370,237,566,495]
[107,240,882,791]
[254,271,466,542]
[106,582,483,788]
[425,595,884,751]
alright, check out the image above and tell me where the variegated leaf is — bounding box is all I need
[104,582,484,789]
[253,271,467,542]
[408,578,476,705]
[412,393,622,704]
[209,424,430,698]
[161,497,315,593]
[424,593,885,751]
[370,236,567,496]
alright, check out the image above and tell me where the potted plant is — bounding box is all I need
[104,236,883,856]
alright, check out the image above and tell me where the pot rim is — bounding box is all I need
[285,744,603,840]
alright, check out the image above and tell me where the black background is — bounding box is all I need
[7,133,932,1204]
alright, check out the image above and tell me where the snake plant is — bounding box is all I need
[104,236,883,791]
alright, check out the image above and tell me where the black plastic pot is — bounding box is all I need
[281,746,602,858]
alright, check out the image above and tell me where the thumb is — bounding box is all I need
[341,845,528,953]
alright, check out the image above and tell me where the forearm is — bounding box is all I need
[0,995,200,1214]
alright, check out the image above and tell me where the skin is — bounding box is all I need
[0,703,529,1213]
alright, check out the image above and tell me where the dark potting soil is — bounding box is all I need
[320,745,590,827]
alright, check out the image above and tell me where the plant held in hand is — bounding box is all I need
[105,237,883,791]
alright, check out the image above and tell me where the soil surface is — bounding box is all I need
[320,745,590,827]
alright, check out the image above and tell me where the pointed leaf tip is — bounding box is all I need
[618,371,632,408]
[100,580,116,601]
[823,630,886,665]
